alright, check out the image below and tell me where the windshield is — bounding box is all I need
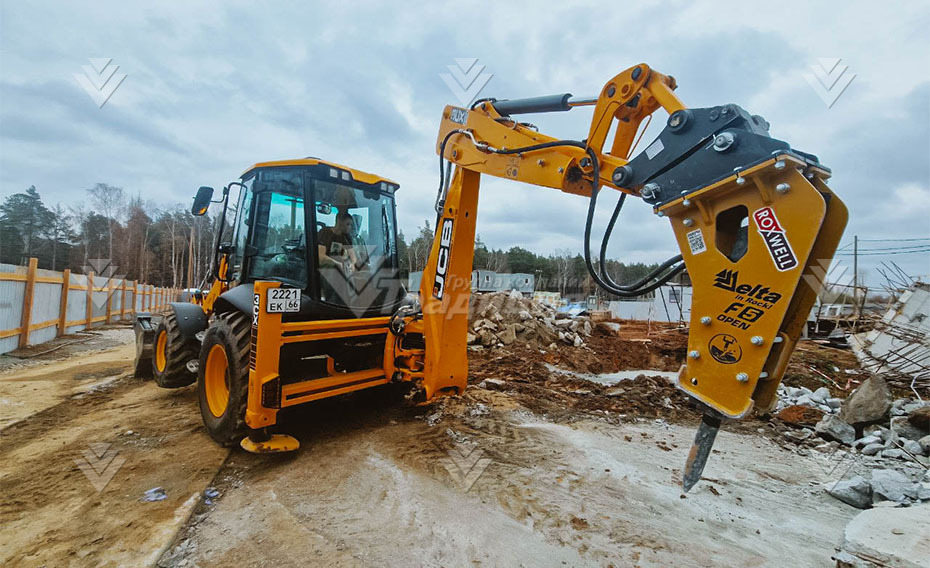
[312,178,401,310]
[247,169,307,288]
[237,165,402,310]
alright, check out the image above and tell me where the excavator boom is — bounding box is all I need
[404,63,847,489]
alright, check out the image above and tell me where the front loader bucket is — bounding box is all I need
[133,312,155,379]
[660,154,847,418]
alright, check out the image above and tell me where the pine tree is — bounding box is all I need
[0,186,53,264]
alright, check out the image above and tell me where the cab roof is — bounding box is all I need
[241,157,398,186]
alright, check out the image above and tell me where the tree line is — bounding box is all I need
[0,185,215,288]
[1,186,664,298]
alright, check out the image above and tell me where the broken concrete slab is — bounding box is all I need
[477,378,506,391]
[861,443,884,456]
[815,414,856,445]
[901,439,925,456]
[891,415,929,442]
[836,504,930,568]
[870,469,916,503]
[784,429,813,443]
[881,449,905,460]
[827,476,872,509]
[811,386,831,404]
[854,434,882,448]
[919,435,930,455]
[839,376,892,427]
[498,324,516,345]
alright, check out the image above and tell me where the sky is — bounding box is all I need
[1,1,928,288]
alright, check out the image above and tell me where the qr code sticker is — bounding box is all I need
[686,229,707,255]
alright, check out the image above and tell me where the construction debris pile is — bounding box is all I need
[467,291,592,349]
[774,375,930,509]
[850,281,930,394]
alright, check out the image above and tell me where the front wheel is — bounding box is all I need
[197,312,251,446]
[152,312,198,388]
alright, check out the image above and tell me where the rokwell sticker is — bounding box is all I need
[752,207,798,271]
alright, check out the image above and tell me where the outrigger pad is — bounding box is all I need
[133,313,155,379]
[240,434,300,454]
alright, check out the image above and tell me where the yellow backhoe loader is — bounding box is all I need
[134,63,846,490]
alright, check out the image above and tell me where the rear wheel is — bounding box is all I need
[197,312,250,446]
[152,313,198,388]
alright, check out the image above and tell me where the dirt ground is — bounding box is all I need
[0,323,863,567]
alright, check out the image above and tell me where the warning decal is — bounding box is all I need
[686,229,707,255]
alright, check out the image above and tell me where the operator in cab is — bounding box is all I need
[318,211,363,273]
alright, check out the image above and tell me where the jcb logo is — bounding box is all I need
[433,219,454,300]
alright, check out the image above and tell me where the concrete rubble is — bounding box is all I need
[816,414,857,445]
[467,290,593,350]
[775,385,845,416]
[771,373,930,512]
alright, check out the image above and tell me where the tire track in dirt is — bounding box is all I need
[1,360,229,567]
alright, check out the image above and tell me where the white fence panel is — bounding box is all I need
[0,265,27,353]
[65,273,90,335]
[0,260,176,355]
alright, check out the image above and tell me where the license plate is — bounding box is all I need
[266,288,301,313]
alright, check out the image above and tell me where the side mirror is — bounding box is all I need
[316,202,332,215]
[192,186,214,216]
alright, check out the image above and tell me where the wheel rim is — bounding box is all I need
[204,344,230,418]
[155,330,168,373]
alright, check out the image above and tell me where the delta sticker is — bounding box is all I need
[752,207,798,271]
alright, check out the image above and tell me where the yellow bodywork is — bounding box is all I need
[241,157,398,186]
[246,281,394,431]
[181,64,845,449]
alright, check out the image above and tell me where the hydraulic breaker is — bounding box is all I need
[421,64,847,490]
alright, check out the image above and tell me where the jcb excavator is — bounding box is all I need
[135,63,846,490]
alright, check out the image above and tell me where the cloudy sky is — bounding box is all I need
[2,1,928,287]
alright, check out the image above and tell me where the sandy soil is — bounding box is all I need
[1,325,862,567]
[0,329,228,567]
[0,335,134,428]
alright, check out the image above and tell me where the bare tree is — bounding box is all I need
[87,183,126,260]
[44,203,73,270]
[552,249,573,295]
[486,249,508,273]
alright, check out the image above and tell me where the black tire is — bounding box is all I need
[197,312,250,446]
[152,312,198,388]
